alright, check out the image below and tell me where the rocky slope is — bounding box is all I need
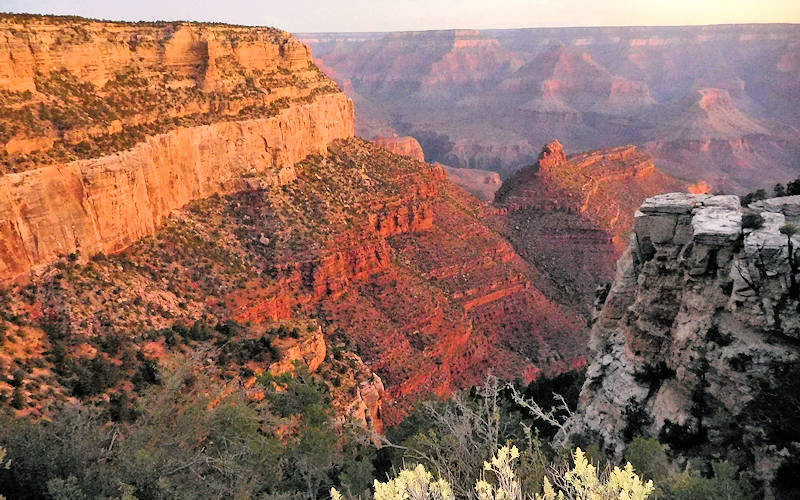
[304,25,800,190]
[0,138,587,425]
[570,193,800,498]
[493,140,686,312]
[0,14,354,285]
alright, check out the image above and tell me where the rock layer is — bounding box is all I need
[571,193,800,497]
[2,139,586,425]
[534,141,687,253]
[0,15,355,285]
[306,25,800,190]
[0,93,354,285]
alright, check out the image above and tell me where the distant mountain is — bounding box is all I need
[301,24,800,192]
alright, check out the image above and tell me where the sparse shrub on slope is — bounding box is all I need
[0,356,377,499]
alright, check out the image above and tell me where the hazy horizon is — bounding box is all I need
[2,0,799,33]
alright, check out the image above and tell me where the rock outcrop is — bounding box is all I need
[0,15,354,285]
[268,325,328,376]
[371,136,426,162]
[534,141,687,253]
[571,193,800,497]
[535,139,568,170]
[493,141,684,313]
[267,323,386,432]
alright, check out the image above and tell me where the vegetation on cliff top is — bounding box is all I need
[0,18,341,173]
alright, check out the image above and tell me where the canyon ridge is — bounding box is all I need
[302,26,800,193]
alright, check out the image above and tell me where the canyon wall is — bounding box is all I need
[0,94,353,284]
[369,135,501,201]
[570,193,800,497]
[0,16,355,284]
[0,20,311,93]
[534,140,688,252]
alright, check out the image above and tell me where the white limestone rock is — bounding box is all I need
[691,207,742,245]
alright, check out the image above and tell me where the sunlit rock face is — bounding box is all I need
[1,138,589,424]
[571,193,800,498]
[0,15,355,284]
[371,136,426,162]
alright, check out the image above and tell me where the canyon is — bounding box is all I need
[302,25,800,192]
[1,10,799,500]
[370,135,502,201]
[0,15,601,425]
[0,137,588,425]
[3,17,794,487]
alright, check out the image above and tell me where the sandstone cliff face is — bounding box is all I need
[571,193,800,497]
[371,136,426,162]
[0,20,309,93]
[0,94,353,285]
[0,15,355,285]
[268,325,328,376]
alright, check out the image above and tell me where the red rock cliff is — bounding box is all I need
[371,136,426,162]
[535,141,686,253]
[494,140,685,314]
[0,16,355,285]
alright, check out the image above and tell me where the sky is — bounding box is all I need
[2,0,800,32]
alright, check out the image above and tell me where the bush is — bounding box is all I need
[0,357,376,499]
[666,462,756,500]
[622,398,653,441]
[10,387,25,410]
[625,438,756,500]
[625,438,671,486]
[788,178,800,196]
[341,445,654,500]
[70,355,122,397]
[741,212,765,230]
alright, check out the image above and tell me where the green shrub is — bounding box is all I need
[665,462,756,500]
[625,438,756,500]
